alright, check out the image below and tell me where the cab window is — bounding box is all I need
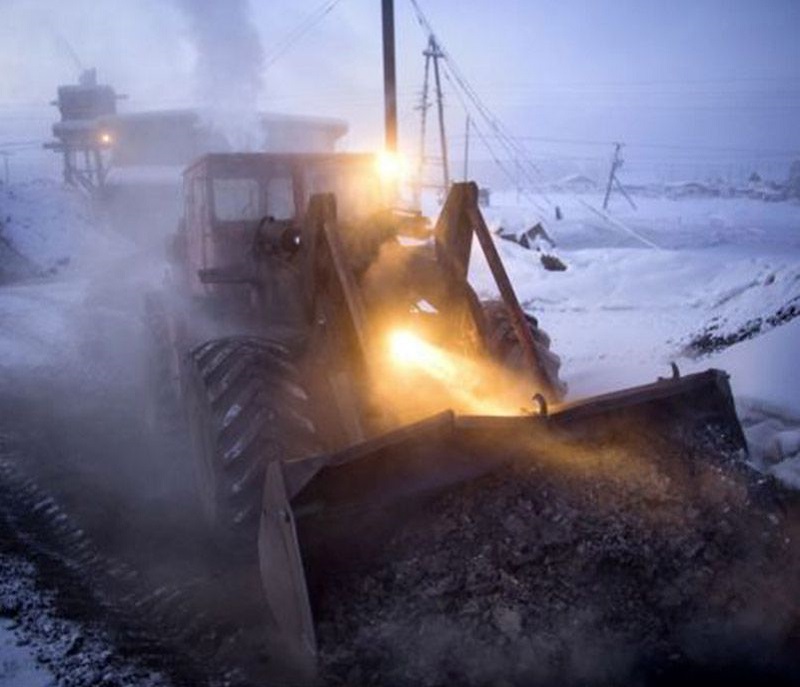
[212,178,261,221]
[266,176,295,220]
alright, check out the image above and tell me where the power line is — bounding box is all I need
[406,0,675,249]
[437,62,548,215]
[449,85,800,98]
[467,76,800,89]
[0,140,46,150]
[408,0,553,207]
[263,0,344,71]
[447,133,800,157]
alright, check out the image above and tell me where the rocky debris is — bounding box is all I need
[316,426,800,686]
[0,553,168,687]
[0,436,274,687]
[686,295,800,356]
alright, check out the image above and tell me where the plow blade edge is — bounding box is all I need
[258,368,746,663]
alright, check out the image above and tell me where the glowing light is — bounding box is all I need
[384,328,531,417]
[389,329,422,366]
[375,151,405,183]
[98,132,113,146]
[388,330,454,378]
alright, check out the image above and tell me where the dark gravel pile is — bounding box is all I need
[685,295,800,356]
[316,426,800,686]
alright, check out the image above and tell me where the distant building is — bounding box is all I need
[45,69,124,190]
[96,109,348,168]
[48,70,349,194]
[47,72,350,237]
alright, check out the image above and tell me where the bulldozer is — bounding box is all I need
[144,149,747,670]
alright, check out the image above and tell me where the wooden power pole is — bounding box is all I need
[416,34,450,199]
[381,0,397,152]
[602,142,637,211]
[414,42,432,208]
[430,36,450,191]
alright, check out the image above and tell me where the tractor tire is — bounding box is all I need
[481,299,567,401]
[183,337,319,551]
[142,292,184,439]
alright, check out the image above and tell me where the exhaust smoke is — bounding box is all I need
[173,0,265,149]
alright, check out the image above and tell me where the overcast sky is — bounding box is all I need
[1,0,799,161]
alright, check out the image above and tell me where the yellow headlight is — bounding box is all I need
[388,329,456,378]
[375,150,405,183]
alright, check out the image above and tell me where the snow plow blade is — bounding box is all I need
[258,367,746,663]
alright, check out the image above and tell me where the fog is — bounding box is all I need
[1,0,799,168]
[0,3,799,684]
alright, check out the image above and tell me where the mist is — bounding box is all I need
[173,0,264,109]
[2,0,799,169]
[0,1,799,685]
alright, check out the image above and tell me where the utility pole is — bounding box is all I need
[429,35,450,191]
[416,35,450,197]
[414,45,432,208]
[381,0,397,153]
[602,142,636,211]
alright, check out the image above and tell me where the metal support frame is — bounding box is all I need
[434,182,558,400]
[466,202,557,401]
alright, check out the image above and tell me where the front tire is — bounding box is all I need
[481,299,567,401]
[183,337,319,550]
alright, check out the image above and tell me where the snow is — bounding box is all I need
[692,320,800,485]
[0,619,53,687]
[1,175,799,488]
[1,180,135,276]
[0,549,169,687]
[696,318,800,416]
[0,140,798,680]
[1,156,799,489]
[467,190,800,487]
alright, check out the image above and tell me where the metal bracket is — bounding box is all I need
[532,393,548,417]
[658,361,681,382]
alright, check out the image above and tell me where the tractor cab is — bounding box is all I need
[174,152,389,299]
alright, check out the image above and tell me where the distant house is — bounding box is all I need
[97,109,348,167]
[93,109,349,236]
[48,70,349,196]
[664,181,719,199]
[553,174,597,193]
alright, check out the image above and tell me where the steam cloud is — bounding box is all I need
[173,0,265,149]
[174,0,264,108]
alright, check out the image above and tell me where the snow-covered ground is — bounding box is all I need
[0,158,799,682]
[466,190,800,484]
[0,618,52,687]
[0,547,167,686]
[1,178,799,482]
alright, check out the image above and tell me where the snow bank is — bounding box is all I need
[464,192,800,489]
[688,319,800,486]
[0,180,132,277]
[694,318,800,414]
[0,618,52,687]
